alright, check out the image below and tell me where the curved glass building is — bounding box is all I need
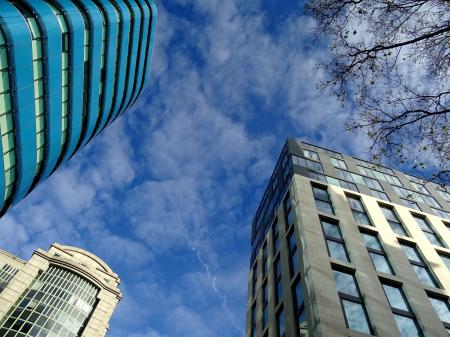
[0,0,157,213]
[0,243,122,337]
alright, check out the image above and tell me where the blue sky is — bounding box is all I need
[0,1,372,336]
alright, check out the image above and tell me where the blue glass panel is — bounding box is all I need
[22,0,63,180]
[76,0,103,147]
[94,0,120,133]
[59,0,87,161]
[0,3,37,206]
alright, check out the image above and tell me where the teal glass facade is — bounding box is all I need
[0,0,156,213]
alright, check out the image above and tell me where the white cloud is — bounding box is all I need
[0,1,376,337]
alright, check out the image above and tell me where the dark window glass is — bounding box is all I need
[429,296,450,325]
[275,258,282,304]
[262,244,268,276]
[400,243,438,288]
[393,314,423,337]
[400,245,420,263]
[353,211,371,226]
[380,206,408,236]
[328,241,349,262]
[413,215,445,248]
[262,283,268,328]
[321,220,350,262]
[316,200,334,214]
[439,254,450,270]
[361,233,382,251]
[293,278,307,329]
[332,270,371,334]
[411,265,437,288]
[390,221,408,236]
[369,252,393,274]
[251,304,257,337]
[361,232,394,275]
[347,196,372,226]
[333,271,359,297]
[252,263,258,298]
[322,220,341,238]
[273,223,280,253]
[383,283,423,337]
[313,186,330,201]
[312,185,334,215]
[277,309,285,337]
[371,189,390,201]
[341,300,371,333]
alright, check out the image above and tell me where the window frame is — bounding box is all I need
[274,257,282,305]
[287,229,299,277]
[379,204,409,237]
[412,214,445,248]
[321,218,350,262]
[427,293,450,331]
[399,241,439,288]
[360,231,394,275]
[333,268,373,334]
[381,281,423,337]
[347,194,373,227]
[312,184,335,215]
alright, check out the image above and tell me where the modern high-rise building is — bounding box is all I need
[246,138,450,337]
[0,243,121,337]
[0,0,156,214]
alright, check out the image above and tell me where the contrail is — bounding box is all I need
[152,170,245,336]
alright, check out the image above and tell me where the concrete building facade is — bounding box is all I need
[247,138,450,337]
[0,0,157,214]
[0,243,121,337]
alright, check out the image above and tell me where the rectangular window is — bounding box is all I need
[303,149,319,161]
[336,168,353,182]
[438,190,450,203]
[432,208,450,221]
[308,171,358,192]
[380,205,408,237]
[332,269,372,334]
[382,283,423,337]
[0,264,18,293]
[293,278,307,328]
[402,199,421,211]
[251,304,257,337]
[439,253,450,271]
[252,262,258,299]
[277,308,286,337]
[361,232,394,274]
[347,195,372,226]
[363,176,383,190]
[326,149,342,159]
[288,231,299,276]
[412,215,445,248]
[399,242,438,288]
[428,295,450,332]
[262,243,268,276]
[284,194,294,229]
[423,195,441,209]
[321,219,350,262]
[273,223,280,254]
[312,185,334,215]
[410,182,430,195]
[371,189,390,202]
[293,155,324,173]
[331,157,347,169]
[275,258,282,305]
[262,282,268,328]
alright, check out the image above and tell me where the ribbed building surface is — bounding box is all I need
[0,0,156,213]
[0,243,121,337]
